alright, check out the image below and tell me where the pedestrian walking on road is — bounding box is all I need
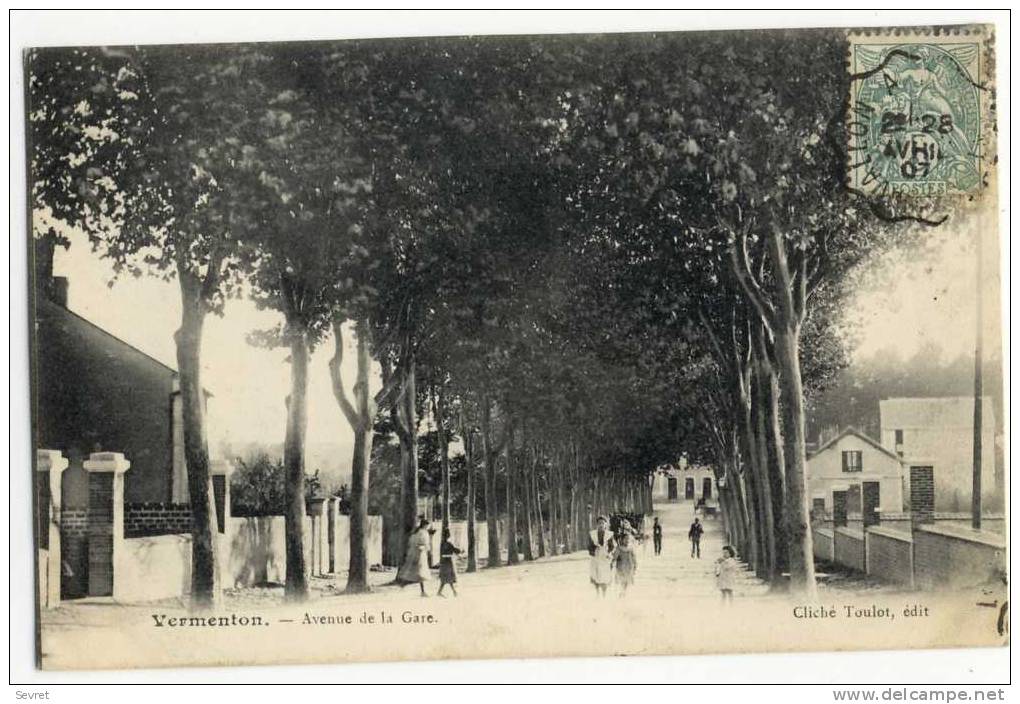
[688,517,704,558]
[715,545,738,604]
[652,517,663,555]
[613,531,638,596]
[437,528,462,597]
[588,515,615,597]
[398,517,432,597]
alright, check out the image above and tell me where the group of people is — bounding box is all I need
[587,515,639,597]
[397,517,462,598]
[398,510,740,604]
[649,515,704,557]
[590,514,740,603]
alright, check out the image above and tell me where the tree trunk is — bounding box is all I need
[398,360,420,549]
[755,325,788,576]
[349,321,374,592]
[534,456,547,558]
[174,276,219,609]
[346,428,371,592]
[752,374,779,582]
[521,445,536,561]
[283,326,310,600]
[505,425,520,565]
[480,396,502,567]
[327,318,376,594]
[435,386,451,533]
[461,411,478,573]
[774,324,816,596]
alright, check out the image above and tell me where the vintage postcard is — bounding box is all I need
[26,22,1006,671]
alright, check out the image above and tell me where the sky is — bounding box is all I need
[46,205,1002,467]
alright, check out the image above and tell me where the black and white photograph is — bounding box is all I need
[12,10,1008,683]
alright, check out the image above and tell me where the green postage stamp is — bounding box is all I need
[847,27,993,197]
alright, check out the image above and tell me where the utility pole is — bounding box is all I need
[972,221,983,531]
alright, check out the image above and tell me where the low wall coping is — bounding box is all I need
[933,512,1006,520]
[866,526,913,542]
[83,452,131,473]
[834,527,865,540]
[916,523,1006,549]
[813,528,835,538]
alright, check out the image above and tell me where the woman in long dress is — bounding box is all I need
[588,516,615,597]
[398,518,432,597]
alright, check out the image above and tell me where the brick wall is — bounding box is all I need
[865,527,913,586]
[124,502,191,538]
[60,507,89,598]
[87,473,115,596]
[909,466,935,525]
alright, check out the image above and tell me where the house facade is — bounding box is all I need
[806,427,905,520]
[33,274,196,508]
[879,397,999,512]
[651,459,717,504]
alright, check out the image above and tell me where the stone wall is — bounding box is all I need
[865,526,913,586]
[116,534,192,602]
[913,524,1006,590]
[833,527,865,572]
[223,516,290,587]
[812,527,835,562]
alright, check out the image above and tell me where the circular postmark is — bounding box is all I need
[848,38,983,197]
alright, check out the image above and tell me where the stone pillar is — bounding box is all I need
[210,459,234,534]
[910,466,935,527]
[36,449,68,608]
[327,497,340,573]
[83,452,130,597]
[306,496,326,576]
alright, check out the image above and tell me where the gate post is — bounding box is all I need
[327,497,340,573]
[306,496,326,576]
[210,459,234,534]
[36,449,68,608]
[83,452,130,597]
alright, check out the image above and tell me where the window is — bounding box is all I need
[842,450,863,473]
[894,429,904,445]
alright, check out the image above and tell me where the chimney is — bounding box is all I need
[34,237,68,307]
[51,276,69,308]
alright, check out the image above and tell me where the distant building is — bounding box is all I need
[806,427,905,521]
[652,459,717,504]
[33,265,204,507]
[879,397,998,512]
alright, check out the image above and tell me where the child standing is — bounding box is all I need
[613,531,638,597]
[437,528,462,597]
[715,545,738,604]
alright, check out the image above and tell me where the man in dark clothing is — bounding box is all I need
[688,517,704,558]
[652,517,663,555]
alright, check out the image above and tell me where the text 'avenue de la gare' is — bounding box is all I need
[151,610,438,628]
[792,604,932,620]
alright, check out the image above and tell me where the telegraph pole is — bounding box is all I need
[972,220,983,530]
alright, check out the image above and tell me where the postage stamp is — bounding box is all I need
[847,27,992,197]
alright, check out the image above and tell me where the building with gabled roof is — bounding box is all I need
[806,427,905,520]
